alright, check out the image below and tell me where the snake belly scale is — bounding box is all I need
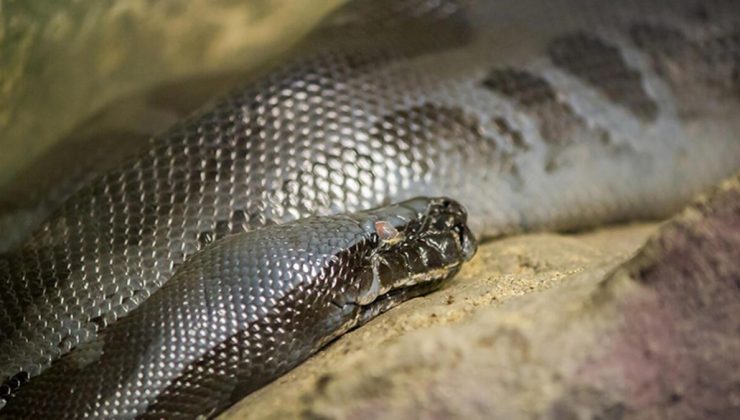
[1,0,739,417]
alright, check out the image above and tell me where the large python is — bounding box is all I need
[1,0,739,418]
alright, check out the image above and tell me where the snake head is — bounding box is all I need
[348,197,477,310]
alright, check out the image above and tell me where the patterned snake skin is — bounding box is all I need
[1,0,740,417]
[2,197,476,418]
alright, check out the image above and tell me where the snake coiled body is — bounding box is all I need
[2,197,476,418]
[1,0,739,417]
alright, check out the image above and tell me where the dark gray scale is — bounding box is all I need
[547,32,659,122]
[1,198,476,419]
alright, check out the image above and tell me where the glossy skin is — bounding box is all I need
[1,0,739,416]
[1,198,475,418]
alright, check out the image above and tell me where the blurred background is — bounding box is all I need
[0,0,345,249]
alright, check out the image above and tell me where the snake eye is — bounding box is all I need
[375,221,404,244]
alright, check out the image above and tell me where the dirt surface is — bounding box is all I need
[222,175,740,420]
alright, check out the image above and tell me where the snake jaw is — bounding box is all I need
[355,256,382,306]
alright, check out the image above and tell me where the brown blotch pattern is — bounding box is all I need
[371,102,522,183]
[492,116,528,150]
[630,22,740,116]
[482,67,558,108]
[374,102,490,155]
[481,68,618,172]
[547,32,659,122]
[482,69,583,145]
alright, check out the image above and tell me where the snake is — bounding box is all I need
[1,0,739,418]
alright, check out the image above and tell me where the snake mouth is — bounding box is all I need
[354,197,477,307]
[356,276,451,326]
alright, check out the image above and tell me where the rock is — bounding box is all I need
[221,174,740,419]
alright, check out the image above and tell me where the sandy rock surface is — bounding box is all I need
[222,175,740,420]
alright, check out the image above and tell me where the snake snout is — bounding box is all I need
[424,197,477,262]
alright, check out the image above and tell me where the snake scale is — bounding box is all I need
[1,0,739,418]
